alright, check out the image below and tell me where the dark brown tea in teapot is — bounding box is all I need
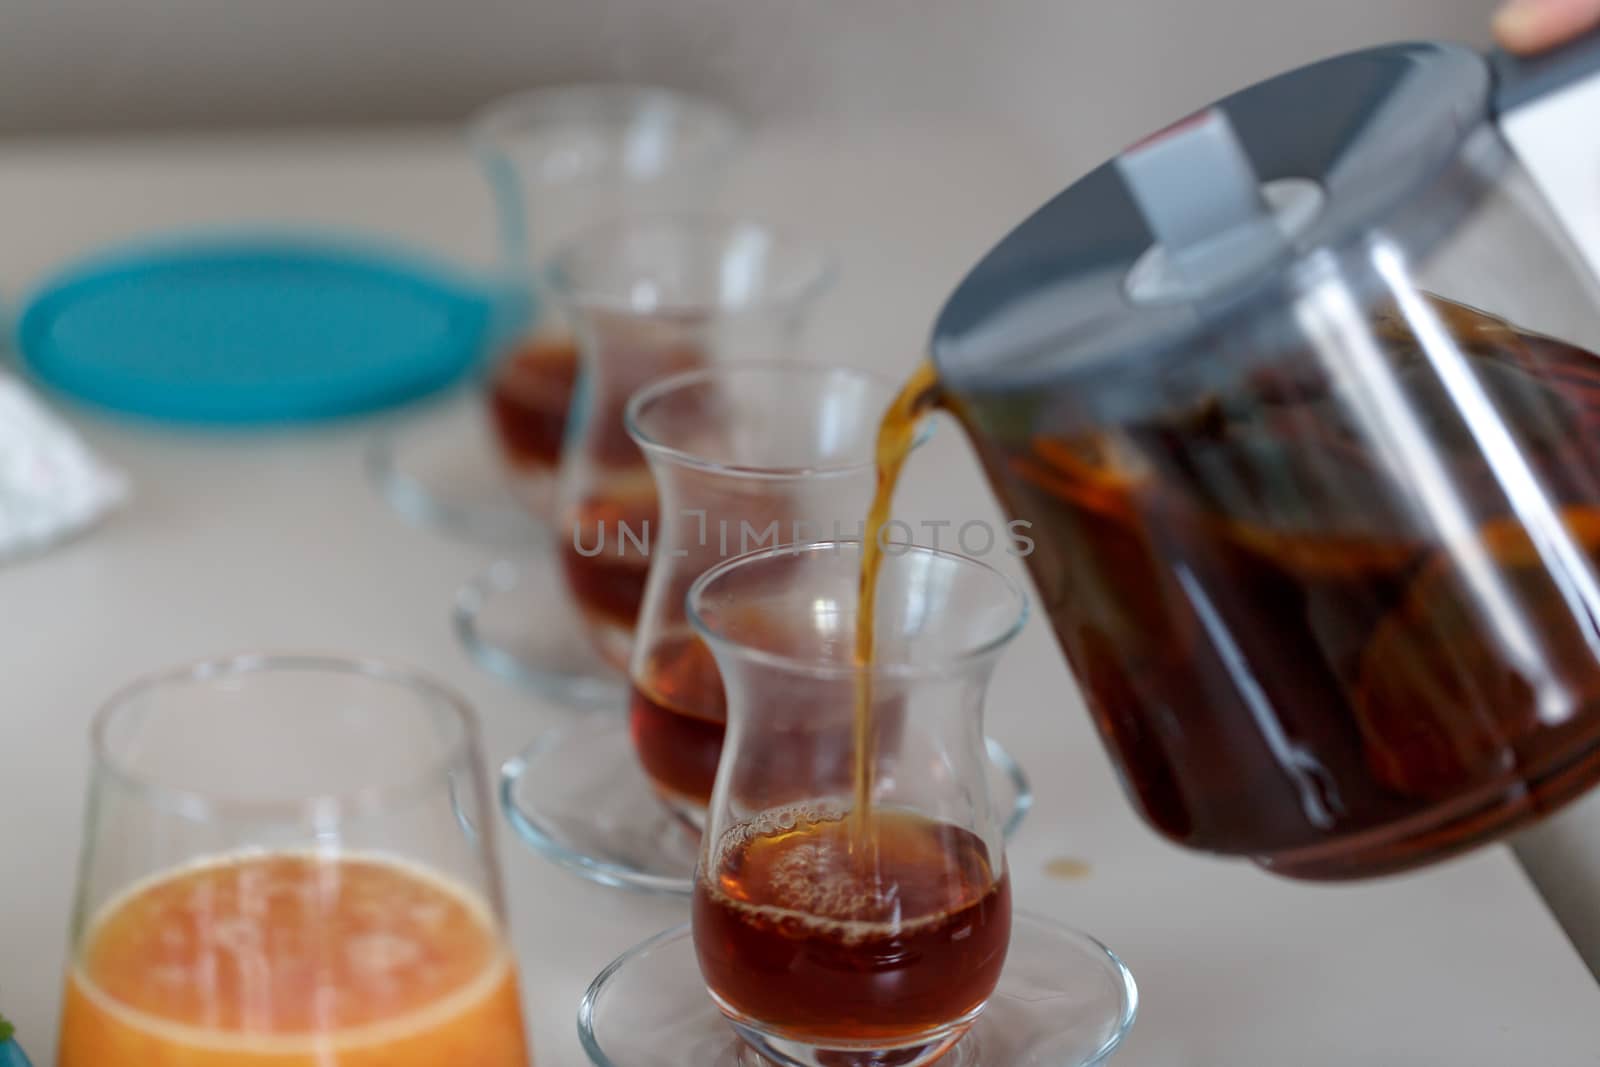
[878,294,1600,879]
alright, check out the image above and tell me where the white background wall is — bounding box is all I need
[3,0,1498,158]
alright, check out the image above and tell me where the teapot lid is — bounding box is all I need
[932,42,1496,392]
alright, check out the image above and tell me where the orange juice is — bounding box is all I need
[57,851,530,1066]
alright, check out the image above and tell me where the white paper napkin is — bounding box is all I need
[0,374,128,561]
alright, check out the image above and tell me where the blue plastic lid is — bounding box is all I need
[14,232,504,425]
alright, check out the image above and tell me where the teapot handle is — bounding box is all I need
[1492,25,1600,284]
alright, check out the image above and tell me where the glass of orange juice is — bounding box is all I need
[56,654,531,1066]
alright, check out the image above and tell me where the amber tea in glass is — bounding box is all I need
[694,809,1011,1044]
[688,542,1026,1067]
[561,466,663,644]
[629,633,726,813]
[487,335,581,472]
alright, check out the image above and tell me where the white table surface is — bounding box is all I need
[3,124,1600,1066]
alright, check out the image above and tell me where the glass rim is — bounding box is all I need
[687,540,1030,682]
[91,652,479,822]
[624,360,912,482]
[540,213,836,320]
[465,82,745,178]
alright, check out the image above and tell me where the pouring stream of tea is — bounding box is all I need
[854,360,944,841]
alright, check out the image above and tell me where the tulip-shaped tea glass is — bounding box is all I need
[551,218,834,669]
[695,542,1019,1067]
[371,85,743,541]
[570,543,1135,1067]
[458,217,832,708]
[476,88,745,519]
[499,371,1033,894]
[56,655,530,1067]
[625,363,903,823]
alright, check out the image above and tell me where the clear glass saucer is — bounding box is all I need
[367,390,551,547]
[500,714,1034,896]
[455,557,628,712]
[577,912,1138,1067]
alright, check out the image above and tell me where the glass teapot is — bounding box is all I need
[929,34,1600,878]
